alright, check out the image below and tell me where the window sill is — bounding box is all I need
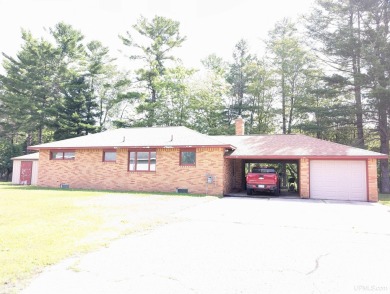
[51,159,75,161]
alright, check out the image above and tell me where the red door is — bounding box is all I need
[20,161,33,185]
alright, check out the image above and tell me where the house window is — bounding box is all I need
[103,150,116,162]
[180,149,196,166]
[51,151,75,160]
[129,151,156,171]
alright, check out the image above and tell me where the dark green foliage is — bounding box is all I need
[0,10,389,191]
[54,76,98,140]
[0,22,127,173]
[305,0,366,147]
[0,31,60,144]
[120,16,186,127]
[226,39,254,119]
[306,0,390,192]
[0,139,23,181]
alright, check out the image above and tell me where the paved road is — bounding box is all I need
[23,198,390,294]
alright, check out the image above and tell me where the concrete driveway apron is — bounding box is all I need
[23,197,390,294]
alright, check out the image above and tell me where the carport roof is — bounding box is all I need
[214,134,388,159]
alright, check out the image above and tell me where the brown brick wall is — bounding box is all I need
[38,147,225,195]
[367,158,378,202]
[299,158,310,198]
[223,159,244,194]
[235,118,245,135]
[223,159,234,194]
[233,160,243,190]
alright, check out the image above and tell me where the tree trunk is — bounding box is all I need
[315,94,321,139]
[38,127,43,144]
[6,167,11,182]
[281,71,286,134]
[148,88,157,127]
[349,1,365,148]
[287,81,295,134]
[353,81,364,147]
[378,101,390,193]
[375,1,390,193]
[280,59,288,187]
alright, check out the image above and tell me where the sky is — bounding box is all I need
[0,0,316,70]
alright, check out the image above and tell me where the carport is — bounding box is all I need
[224,157,300,197]
[216,134,387,202]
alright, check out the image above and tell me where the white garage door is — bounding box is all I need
[310,160,367,201]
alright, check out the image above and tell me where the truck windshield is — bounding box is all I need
[251,168,276,173]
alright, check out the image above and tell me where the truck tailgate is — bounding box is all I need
[246,173,277,185]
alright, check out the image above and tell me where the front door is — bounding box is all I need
[20,161,33,185]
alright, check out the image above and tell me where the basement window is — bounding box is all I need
[180,149,196,166]
[51,151,75,160]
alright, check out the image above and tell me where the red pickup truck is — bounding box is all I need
[246,167,281,196]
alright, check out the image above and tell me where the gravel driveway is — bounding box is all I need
[23,197,390,294]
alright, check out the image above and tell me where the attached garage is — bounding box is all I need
[217,128,387,202]
[310,160,367,201]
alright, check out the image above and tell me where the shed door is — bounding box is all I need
[310,160,367,201]
[20,161,33,185]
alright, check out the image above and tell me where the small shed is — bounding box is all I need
[11,153,39,185]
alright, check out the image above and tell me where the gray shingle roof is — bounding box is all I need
[11,152,39,160]
[28,126,387,159]
[29,127,232,150]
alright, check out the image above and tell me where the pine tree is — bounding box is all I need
[266,18,318,134]
[120,16,186,126]
[0,31,60,144]
[306,0,366,147]
[54,76,98,140]
[226,39,254,124]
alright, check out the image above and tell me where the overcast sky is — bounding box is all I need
[0,0,315,69]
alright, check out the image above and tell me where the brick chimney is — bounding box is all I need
[235,116,245,135]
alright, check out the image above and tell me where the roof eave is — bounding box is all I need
[11,157,39,161]
[225,155,388,160]
[28,144,235,151]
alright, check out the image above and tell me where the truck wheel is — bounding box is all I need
[247,189,253,195]
[274,187,280,196]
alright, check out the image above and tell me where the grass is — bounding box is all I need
[379,193,390,206]
[0,183,210,293]
[2,183,207,197]
[0,185,105,292]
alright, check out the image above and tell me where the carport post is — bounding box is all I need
[299,158,310,198]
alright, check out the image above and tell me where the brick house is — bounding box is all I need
[28,119,387,202]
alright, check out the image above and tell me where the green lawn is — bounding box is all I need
[379,193,390,206]
[0,183,209,293]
